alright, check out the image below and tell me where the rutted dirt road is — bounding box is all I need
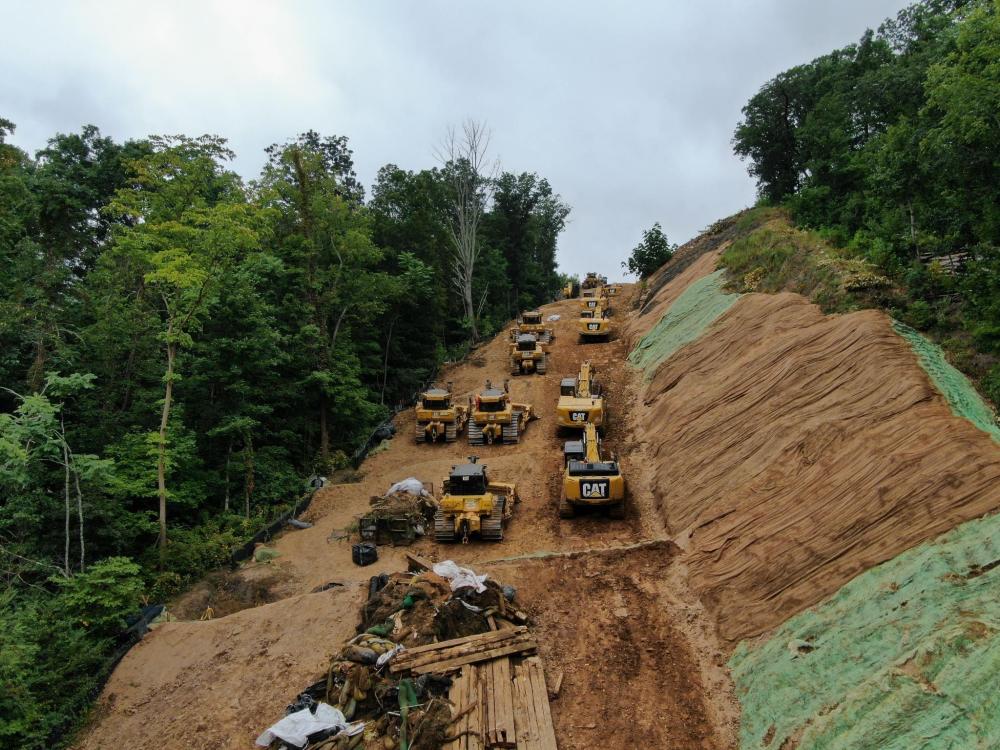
[77,291,738,750]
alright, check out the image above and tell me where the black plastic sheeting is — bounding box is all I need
[229,490,317,565]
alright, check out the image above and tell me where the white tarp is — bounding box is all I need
[256,704,352,747]
[547,314,561,321]
[386,477,427,497]
[432,560,488,593]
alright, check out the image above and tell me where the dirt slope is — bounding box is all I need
[76,586,362,749]
[637,291,1000,644]
[77,291,738,750]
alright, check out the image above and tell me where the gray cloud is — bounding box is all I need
[2,0,910,280]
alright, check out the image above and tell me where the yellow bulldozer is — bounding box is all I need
[577,305,613,341]
[559,422,626,518]
[555,360,605,431]
[434,457,517,542]
[509,333,548,375]
[581,272,604,295]
[468,380,536,445]
[510,310,554,344]
[414,383,468,443]
[562,280,580,299]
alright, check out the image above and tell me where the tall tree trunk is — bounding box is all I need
[63,439,71,577]
[157,336,176,561]
[319,394,330,463]
[224,437,232,513]
[908,201,917,259]
[318,307,349,464]
[380,316,397,405]
[243,435,254,519]
[28,338,46,393]
[74,465,85,572]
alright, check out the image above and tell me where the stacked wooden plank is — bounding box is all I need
[442,655,557,750]
[389,627,536,675]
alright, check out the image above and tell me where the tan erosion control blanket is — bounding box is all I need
[638,292,1000,644]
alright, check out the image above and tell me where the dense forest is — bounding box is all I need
[733,0,1000,406]
[0,119,569,747]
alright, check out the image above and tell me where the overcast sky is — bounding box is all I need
[3,0,911,280]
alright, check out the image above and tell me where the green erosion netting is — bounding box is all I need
[892,320,1000,443]
[730,510,1000,750]
[628,269,741,376]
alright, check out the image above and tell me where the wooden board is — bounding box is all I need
[390,627,531,673]
[445,654,558,749]
[393,626,528,661]
[407,638,536,675]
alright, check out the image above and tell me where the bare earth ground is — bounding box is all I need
[76,290,739,750]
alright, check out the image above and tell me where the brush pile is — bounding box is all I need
[256,557,530,750]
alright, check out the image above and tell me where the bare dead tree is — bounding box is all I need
[436,120,498,342]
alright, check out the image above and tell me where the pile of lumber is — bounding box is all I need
[389,627,535,675]
[444,655,557,750]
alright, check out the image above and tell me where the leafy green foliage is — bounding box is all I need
[0,118,569,746]
[733,0,1000,408]
[622,222,677,278]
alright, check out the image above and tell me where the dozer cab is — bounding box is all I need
[510,310,554,344]
[581,272,603,294]
[434,457,517,543]
[556,360,606,431]
[414,383,468,443]
[468,380,536,445]
[509,333,548,375]
[578,305,613,341]
[559,422,626,518]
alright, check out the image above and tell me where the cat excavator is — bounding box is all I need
[555,360,606,431]
[559,422,626,519]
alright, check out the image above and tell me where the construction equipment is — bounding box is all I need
[578,305,613,341]
[510,310,554,344]
[559,423,626,518]
[468,380,536,445]
[414,384,468,443]
[434,456,517,542]
[581,272,603,294]
[603,283,621,298]
[509,333,548,375]
[562,280,580,299]
[555,360,606,431]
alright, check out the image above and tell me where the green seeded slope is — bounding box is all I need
[892,321,1000,443]
[628,269,741,376]
[730,509,1000,749]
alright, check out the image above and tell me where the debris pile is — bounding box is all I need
[359,479,439,547]
[255,556,547,750]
